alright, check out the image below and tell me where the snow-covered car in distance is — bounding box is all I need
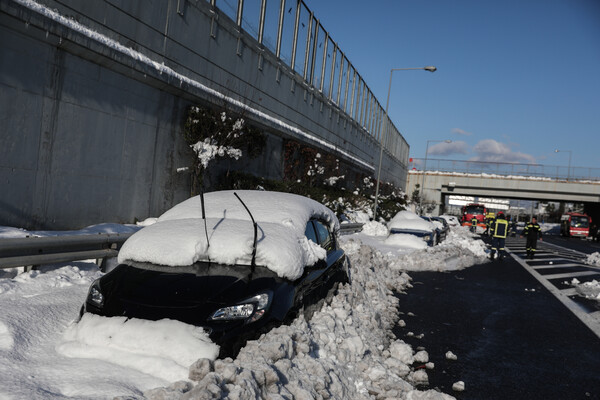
[438,214,460,227]
[388,210,438,246]
[431,216,450,242]
[420,215,446,244]
[81,190,350,357]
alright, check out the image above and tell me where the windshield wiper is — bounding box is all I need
[233,192,257,273]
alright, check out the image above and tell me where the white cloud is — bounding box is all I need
[452,128,472,136]
[469,139,536,164]
[428,141,469,156]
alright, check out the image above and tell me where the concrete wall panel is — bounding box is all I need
[0,0,407,229]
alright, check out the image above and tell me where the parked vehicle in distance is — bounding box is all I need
[388,210,438,246]
[420,216,445,244]
[461,203,487,227]
[80,190,350,358]
[431,216,450,242]
[438,214,460,227]
[560,212,592,238]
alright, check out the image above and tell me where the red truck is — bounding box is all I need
[461,203,487,227]
[560,212,592,238]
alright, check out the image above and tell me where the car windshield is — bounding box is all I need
[571,216,589,228]
[466,205,485,215]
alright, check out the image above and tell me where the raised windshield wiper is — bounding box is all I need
[233,192,257,272]
[200,190,211,267]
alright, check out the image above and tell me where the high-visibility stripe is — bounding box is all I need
[493,220,508,238]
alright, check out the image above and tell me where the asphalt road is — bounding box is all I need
[394,236,600,400]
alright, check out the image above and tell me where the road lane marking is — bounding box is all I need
[542,271,600,280]
[504,239,600,339]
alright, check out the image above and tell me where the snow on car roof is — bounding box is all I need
[117,190,339,280]
[388,210,436,232]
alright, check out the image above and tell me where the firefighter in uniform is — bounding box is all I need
[471,216,478,233]
[521,216,542,259]
[490,212,508,260]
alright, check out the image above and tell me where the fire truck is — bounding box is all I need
[461,203,487,227]
[560,212,592,238]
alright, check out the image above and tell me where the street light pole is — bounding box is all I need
[555,149,572,180]
[419,139,451,214]
[372,66,437,220]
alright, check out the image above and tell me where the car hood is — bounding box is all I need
[99,264,280,323]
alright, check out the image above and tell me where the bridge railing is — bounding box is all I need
[210,0,408,163]
[409,158,600,182]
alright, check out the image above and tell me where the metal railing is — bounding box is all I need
[410,158,600,182]
[0,233,133,271]
[210,0,408,163]
[338,223,364,235]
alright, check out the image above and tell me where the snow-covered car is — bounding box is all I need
[81,190,350,357]
[438,214,460,227]
[388,210,438,246]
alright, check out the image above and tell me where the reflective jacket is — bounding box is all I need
[523,222,542,239]
[491,218,508,238]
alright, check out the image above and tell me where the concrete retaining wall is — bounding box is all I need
[0,0,408,229]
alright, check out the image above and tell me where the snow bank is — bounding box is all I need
[142,241,454,400]
[362,221,389,236]
[385,234,428,250]
[57,314,219,382]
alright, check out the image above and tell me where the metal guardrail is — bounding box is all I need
[338,223,364,235]
[0,233,133,271]
[0,224,365,273]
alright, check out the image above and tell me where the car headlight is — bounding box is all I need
[87,280,104,307]
[210,292,271,323]
[422,234,431,242]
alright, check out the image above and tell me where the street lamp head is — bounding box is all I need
[424,66,437,72]
[555,149,559,153]
[444,139,452,143]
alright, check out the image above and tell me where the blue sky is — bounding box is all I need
[303,0,600,170]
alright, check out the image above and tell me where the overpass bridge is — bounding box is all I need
[406,158,600,217]
[1,0,408,229]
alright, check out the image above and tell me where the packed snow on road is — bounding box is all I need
[0,220,494,400]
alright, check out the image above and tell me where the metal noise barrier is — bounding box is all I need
[0,233,134,271]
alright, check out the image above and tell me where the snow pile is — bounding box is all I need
[585,252,600,266]
[384,234,428,250]
[344,210,371,224]
[540,223,560,235]
[118,191,338,280]
[386,228,489,272]
[569,278,600,300]
[142,241,454,400]
[362,220,389,236]
[57,314,219,382]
